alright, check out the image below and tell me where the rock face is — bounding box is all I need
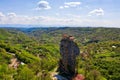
[58,35,80,80]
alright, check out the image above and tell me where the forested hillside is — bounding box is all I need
[0,27,120,80]
[0,28,59,80]
[19,27,120,44]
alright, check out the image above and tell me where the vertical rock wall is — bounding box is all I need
[58,35,80,80]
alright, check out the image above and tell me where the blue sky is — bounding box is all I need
[0,0,120,27]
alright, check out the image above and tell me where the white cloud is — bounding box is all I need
[64,5,69,8]
[0,12,119,27]
[36,1,51,10]
[88,8,104,16]
[60,2,81,9]
[59,6,64,9]
[0,12,5,17]
[65,2,81,7]
[0,12,6,23]
[7,13,17,18]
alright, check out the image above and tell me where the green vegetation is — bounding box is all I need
[78,41,120,80]
[0,27,120,80]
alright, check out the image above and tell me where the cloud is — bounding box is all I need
[60,2,81,9]
[65,2,81,7]
[0,12,5,17]
[7,13,17,18]
[0,12,119,27]
[0,12,5,22]
[88,8,104,16]
[0,12,81,25]
[36,0,51,10]
[59,6,64,9]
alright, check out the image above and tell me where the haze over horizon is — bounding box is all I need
[0,0,120,28]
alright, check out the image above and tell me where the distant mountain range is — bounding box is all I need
[1,27,120,45]
[0,24,119,28]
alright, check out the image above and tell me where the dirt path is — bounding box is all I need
[9,58,19,68]
[50,67,58,80]
[50,67,68,80]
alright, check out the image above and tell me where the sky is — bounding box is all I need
[0,0,120,27]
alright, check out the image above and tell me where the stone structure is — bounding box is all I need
[58,34,80,80]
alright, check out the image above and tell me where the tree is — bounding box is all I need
[14,66,35,80]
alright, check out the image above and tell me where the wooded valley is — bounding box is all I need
[0,27,120,80]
